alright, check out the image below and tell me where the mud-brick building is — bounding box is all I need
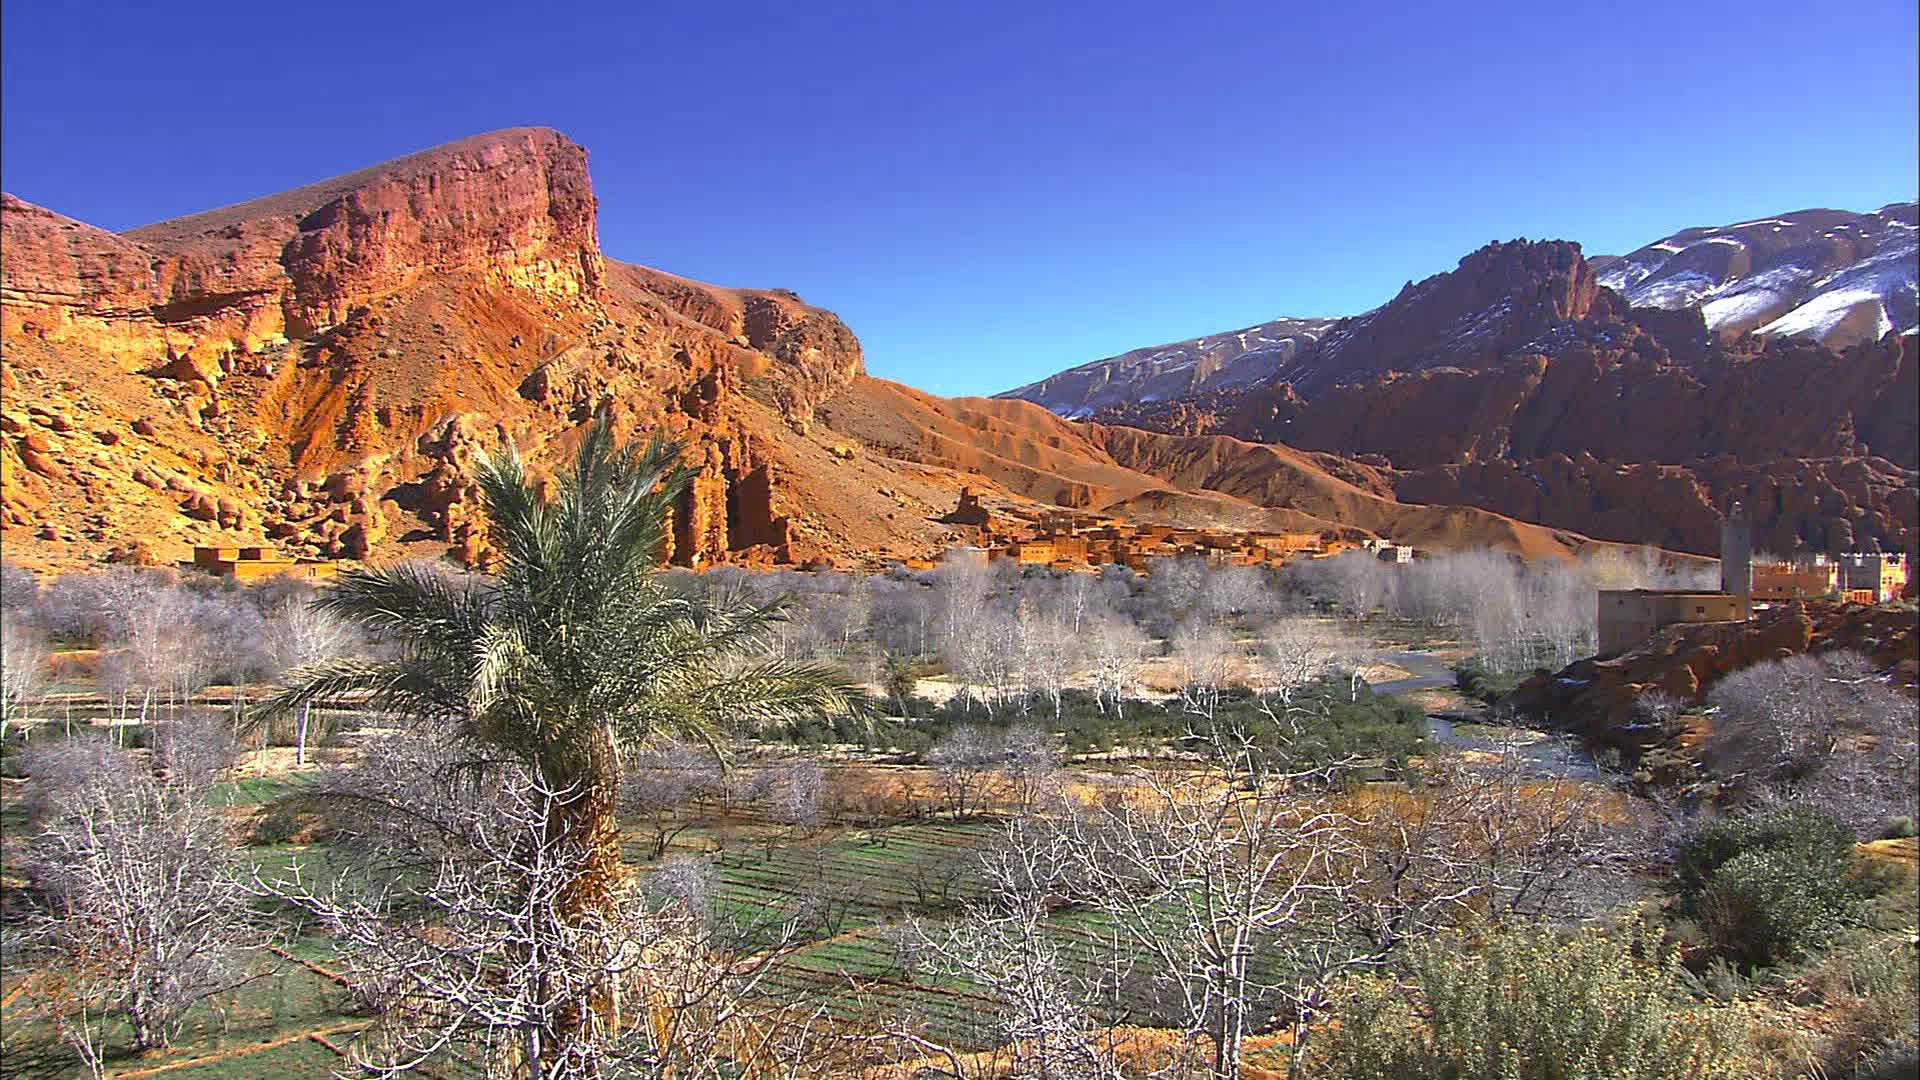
[1839,553,1909,603]
[1751,559,1840,602]
[1596,502,1752,657]
[186,545,339,582]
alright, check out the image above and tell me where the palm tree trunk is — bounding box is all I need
[536,730,628,1066]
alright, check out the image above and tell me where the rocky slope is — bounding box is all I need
[3,128,1635,572]
[996,222,1919,558]
[1593,203,1918,348]
[1001,317,1336,419]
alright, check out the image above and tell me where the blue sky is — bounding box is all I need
[4,1,1915,396]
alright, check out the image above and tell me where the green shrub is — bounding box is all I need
[1452,657,1522,704]
[1877,816,1917,840]
[1305,920,1760,1080]
[1674,805,1857,899]
[1696,848,1865,967]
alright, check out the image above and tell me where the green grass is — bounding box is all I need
[208,772,319,808]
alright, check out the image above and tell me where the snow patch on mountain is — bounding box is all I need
[1600,202,1917,347]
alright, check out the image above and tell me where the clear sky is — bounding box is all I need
[4,1,1915,396]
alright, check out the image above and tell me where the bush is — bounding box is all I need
[1305,920,1760,1080]
[1696,848,1864,968]
[1674,805,1857,899]
[1877,816,1917,840]
[1452,657,1522,705]
[1675,806,1874,968]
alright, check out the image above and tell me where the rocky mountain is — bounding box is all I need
[1593,203,1917,348]
[1001,316,1336,419]
[2,128,1638,573]
[995,220,1918,558]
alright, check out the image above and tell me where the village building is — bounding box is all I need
[1375,543,1416,563]
[184,545,339,582]
[1839,552,1909,603]
[1751,557,1841,602]
[1596,503,1752,656]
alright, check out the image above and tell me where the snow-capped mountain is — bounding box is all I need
[1593,202,1917,348]
[997,316,1337,418]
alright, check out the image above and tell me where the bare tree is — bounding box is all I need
[0,558,38,613]
[1052,752,1364,1078]
[15,736,143,826]
[266,600,354,765]
[17,767,266,1054]
[767,756,826,831]
[1169,618,1246,725]
[1,613,47,739]
[620,741,722,859]
[1200,564,1272,628]
[151,707,240,790]
[1084,614,1148,716]
[1001,724,1064,815]
[928,724,1005,817]
[1016,599,1080,718]
[1705,650,1919,835]
[267,739,814,1079]
[1336,747,1647,965]
[900,816,1127,1079]
[1255,618,1356,717]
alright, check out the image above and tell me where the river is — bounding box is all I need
[1373,650,1604,780]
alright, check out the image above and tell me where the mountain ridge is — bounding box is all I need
[995,215,1918,558]
[1,128,1650,572]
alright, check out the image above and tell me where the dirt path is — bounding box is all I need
[107,1021,367,1078]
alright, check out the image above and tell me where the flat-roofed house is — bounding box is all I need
[186,545,339,582]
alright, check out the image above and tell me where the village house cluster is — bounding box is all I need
[1596,503,1909,656]
[914,488,1416,574]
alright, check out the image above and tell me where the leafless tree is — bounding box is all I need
[1169,618,1246,724]
[2,613,47,739]
[898,816,1128,1079]
[1200,564,1272,628]
[1084,614,1148,716]
[266,739,817,1079]
[619,740,722,859]
[1705,650,1920,835]
[1016,599,1081,717]
[0,558,38,613]
[928,724,1005,817]
[1001,724,1065,815]
[1255,618,1358,716]
[767,756,825,831]
[1050,749,1365,1078]
[1336,746,1648,964]
[151,707,240,790]
[266,600,354,765]
[15,736,143,826]
[16,766,266,1054]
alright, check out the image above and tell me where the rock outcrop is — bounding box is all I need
[1,129,874,569]
[1506,600,1920,755]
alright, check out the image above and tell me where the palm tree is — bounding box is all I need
[271,417,864,918]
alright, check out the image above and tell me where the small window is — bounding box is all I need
[1696,606,1706,614]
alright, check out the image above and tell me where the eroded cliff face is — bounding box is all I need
[0,128,879,571]
[4,130,604,368]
